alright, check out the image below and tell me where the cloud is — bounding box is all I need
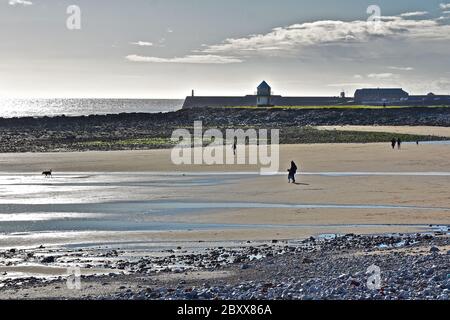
[327,82,374,87]
[437,16,450,21]
[200,15,450,56]
[125,54,243,64]
[388,66,414,71]
[126,12,450,68]
[440,3,450,10]
[400,11,429,17]
[130,41,153,47]
[367,73,395,79]
[8,0,32,5]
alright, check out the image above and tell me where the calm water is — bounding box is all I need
[0,98,183,118]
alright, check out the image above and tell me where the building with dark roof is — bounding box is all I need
[354,88,409,104]
[256,81,272,106]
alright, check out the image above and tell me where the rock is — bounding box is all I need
[240,264,250,270]
[430,247,440,253]
[41,256,55,263]
[398,291,410,300]
[302,258,314,264]
[349,279,361,287]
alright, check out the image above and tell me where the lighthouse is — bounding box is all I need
[256,81,272,107]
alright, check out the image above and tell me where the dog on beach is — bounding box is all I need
[42,169,52,178]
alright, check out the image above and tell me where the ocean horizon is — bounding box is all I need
[0,98,184,118]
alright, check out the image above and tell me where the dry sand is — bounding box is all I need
[1,142,450,173]
[316,125,450,137]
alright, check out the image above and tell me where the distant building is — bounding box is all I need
[182,81,350,109]
[256,81,272,107]
[354,88,409,104]
[181,82,450,109]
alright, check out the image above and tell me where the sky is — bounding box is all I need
[1,0,450,98]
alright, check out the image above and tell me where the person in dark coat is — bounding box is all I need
[391,138,396,149]
[397,138,402,149]
[287,161,298,183]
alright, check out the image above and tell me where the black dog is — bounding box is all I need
[42,169,52,177]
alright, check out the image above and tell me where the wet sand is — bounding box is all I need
[0,143,449,247]
[0,225,432,249]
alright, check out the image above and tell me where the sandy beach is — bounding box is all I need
[0,143,449,244]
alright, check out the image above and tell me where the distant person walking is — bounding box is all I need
[232,141,237,156]
[391,138,397,150]
[397,138,402,150]
[287,161,298,184]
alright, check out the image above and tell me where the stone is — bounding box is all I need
[349,280,361,287]
[41,256,55,263]
[430,247,440,253]
[302,258,314,264]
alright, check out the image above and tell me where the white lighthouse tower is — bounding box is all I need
[256,81,272,107]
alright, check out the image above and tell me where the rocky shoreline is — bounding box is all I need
[1,232,448,300]
[1,107,450,152]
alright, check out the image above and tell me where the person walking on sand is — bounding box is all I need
[391,138,397,150]
[287,161,298,184]
[397,138,402,150]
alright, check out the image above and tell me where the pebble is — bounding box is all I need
[2,233,449,301]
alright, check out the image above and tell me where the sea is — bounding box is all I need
[0,98,184,118]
